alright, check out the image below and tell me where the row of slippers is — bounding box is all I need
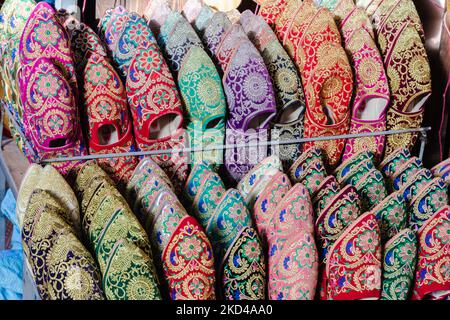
[0,0,432,187]
[17,148,450,299]
[205,148,450,299]
[256,0,432,163]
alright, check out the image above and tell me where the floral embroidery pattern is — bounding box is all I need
[162,216,216,300]
[22,190,104,300]
[206,189,253,266]
[267,183,318,300]
[354,169,388,211]
[372,192,408,242]
[274,2,353,166]
[222,227,266,300]
[410,178,448,231]
[253,172,291,239]
[83,53,137,187]
[325,212,382,300]
[412,206,450,300]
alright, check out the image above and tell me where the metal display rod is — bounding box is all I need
[0,99,431,166]
[40,127,432,163]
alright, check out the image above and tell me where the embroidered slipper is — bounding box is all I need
[410,177,448,231]
[371,191,408,242]
[276,3,353,167]
[316,185,362,258]
[412,205,450,300]
[383,24,431,156]
[355,168,388,212]
[338,6,390,163]
[20,57,86,177]
[381,228,417,300]
[178,46,226,166]
[102,239,161,300]
[313,175,341,215]
[253,171,292,239]
[20,2,77,95]
[83,53,138,188]
[206,189,253,266]
[325,212,382,300]
[162,215,216,300]
[22,193,105,300]
[268,230,318,300]
[221,226,266,300]
[379,147,411,180]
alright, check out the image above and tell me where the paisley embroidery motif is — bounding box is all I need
[253,172,292,239]
[379,148,411,180]
[400,168,433,203]
[184,161,213,203]
[221,226,266,300]
[103,240,161,300]
[412,205,450,300]
[390,157,423,192]
[113,13,156,74]
[100,6,129,53]
[371,192,408,242]
[381,228,417,300]
[354,169,388,212]
[192,171,226,228]
[206,189,253,266]
[316,185,362,257]
[325,212,382,300]
[410,178,448,231]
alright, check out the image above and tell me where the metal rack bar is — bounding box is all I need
[0,99,432,164]
[39,127,432,163]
